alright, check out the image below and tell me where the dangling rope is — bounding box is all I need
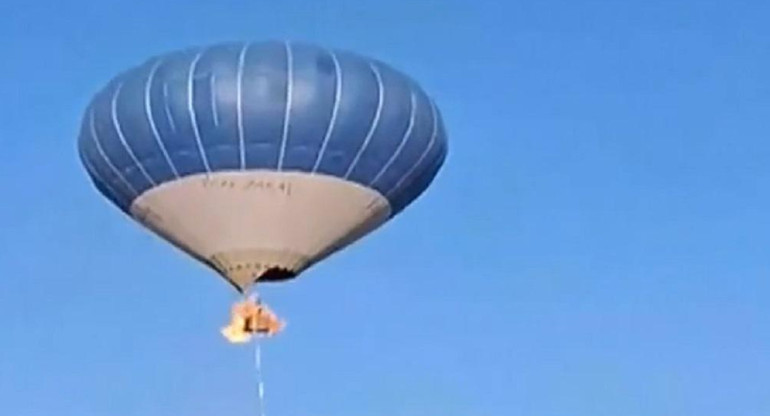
[255,331,266,416]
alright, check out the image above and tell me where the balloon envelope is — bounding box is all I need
[78,40,448,291]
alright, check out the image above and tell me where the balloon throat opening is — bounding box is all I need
[257,267,296,283]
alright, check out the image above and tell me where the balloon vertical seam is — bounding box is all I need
[236,43,249,170]
[277,41,294,171]
[89,108,138,196]
[386,98,438,198]
[187,49,212,173]
[111,82,157,186]
[370,90,417,187]
[209,73,220,127]
[145,58,180,178]
[311,49,342,173]
[161,82,177,133]
[79,144,126,204]
[344,61,384,179]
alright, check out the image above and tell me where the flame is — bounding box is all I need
[221,297,285,343]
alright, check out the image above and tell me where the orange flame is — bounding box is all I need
[221,297,285,343]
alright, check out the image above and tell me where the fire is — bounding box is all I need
[221,296,285,343]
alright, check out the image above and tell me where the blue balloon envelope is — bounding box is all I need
[79,40,447,291]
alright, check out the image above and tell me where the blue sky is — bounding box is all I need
[2,0,770,415]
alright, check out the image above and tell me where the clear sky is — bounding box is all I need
[1,0,769,415]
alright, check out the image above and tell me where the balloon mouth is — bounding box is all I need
[258,267,297,283]
[226,267,298,294]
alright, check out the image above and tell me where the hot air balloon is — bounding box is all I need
[77,40,448,339]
